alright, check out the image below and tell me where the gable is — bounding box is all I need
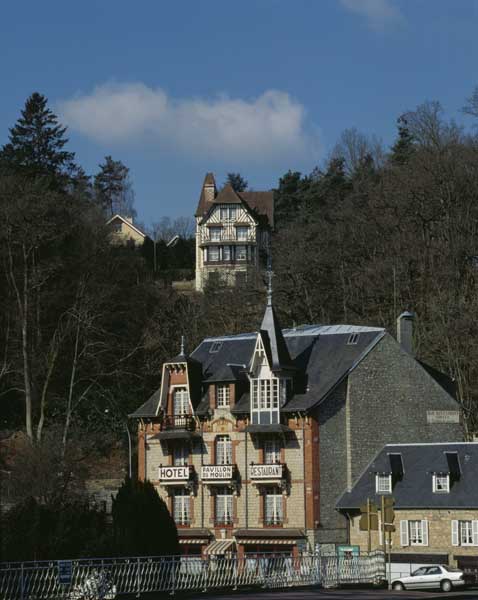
[201,203,256,227]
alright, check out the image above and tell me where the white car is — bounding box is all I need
[392,564,465,592]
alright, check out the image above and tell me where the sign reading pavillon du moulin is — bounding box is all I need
[159,466,189,480]
[249,464,283,479]
[201,465,233,479]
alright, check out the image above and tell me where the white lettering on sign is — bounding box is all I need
[159,466,189,480]
[201,465,233,480]
[249,464,283,479]
[427,411,460,424]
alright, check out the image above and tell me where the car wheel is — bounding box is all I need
[392,581,404,590]
[440,579,452,593]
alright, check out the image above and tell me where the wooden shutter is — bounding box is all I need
[422,520,429,546]
[472,520,478,546]
[400,520,409,546]
[451,520,459,546]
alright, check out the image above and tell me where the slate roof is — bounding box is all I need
[336,443,478,510]
[259,297,294,373]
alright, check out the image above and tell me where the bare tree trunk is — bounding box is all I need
[62,316,81,455]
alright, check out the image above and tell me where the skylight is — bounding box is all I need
[209,341,223,353]
[347,333,360,345]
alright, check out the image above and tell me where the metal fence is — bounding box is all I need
[0,551,385,599]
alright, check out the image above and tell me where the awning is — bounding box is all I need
[178,528,212,545]
[179,538,210,544]
[238,539,295,545]
[234,528,304,544]
[245,424,292,434]
[205,539,235,555]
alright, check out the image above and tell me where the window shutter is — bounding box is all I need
[472,521,478,546]
[451,520,459,546]
[422,520,428,546]
[400,520,409,546]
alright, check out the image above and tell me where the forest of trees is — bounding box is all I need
[1,89,478,557]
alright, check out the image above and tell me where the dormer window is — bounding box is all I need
[216,384,230,408]
[376,473,392,494]
[433,473,450,493]
[347,333,360,345]
[173,387,189,415]
[220,206,237,221]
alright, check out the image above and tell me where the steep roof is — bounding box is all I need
[106,214,146,239]
[259,288,294,373]
[191,324,386,413]
[238,191,274,227]
[337,443,477,510]
[195,173,217,217]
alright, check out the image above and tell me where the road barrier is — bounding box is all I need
[0,551,385,599]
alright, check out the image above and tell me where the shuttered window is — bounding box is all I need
[400,520,428,546]
[453,520,478,546]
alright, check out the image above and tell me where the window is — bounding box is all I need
[173,444,188,466]
[220,206,237,221]
[264,438,281,464]
[173,488,190,525]
[215,487,233,524]
[215,435,232,465]
[251,378,288,425]
[173,388,189,415]
[235,246,247,261]
[210,227,222,241]
[209,341,223,353]
[452,520,478,546]
[216,384,230,408]
[236,226,249,241]
[409,520,425,545]
[433,473,450,493]
[376,474,392,494]
[112,221,122,232]
[347,333,360,345]
[223,246,231,261]
[207,247,220,262]
[264,489,283,525]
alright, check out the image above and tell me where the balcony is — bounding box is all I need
[249,462,285,482]
[162,415,195,431]
[201,464,237,483]
[199,227,256,245]
[264,516,283,527]
[214,516,234,526]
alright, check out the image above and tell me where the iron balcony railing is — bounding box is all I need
[162,415,195,431]
[214,516,234,526]
[264,516,283,526]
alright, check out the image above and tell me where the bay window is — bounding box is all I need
[251,378,288,424]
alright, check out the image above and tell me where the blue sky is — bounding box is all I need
[1,0,478,226]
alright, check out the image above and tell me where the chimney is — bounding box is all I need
[396,311,415,355]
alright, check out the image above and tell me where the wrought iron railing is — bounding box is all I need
[0,552,385,599]
[162,415,195,431]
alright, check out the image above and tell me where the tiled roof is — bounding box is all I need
[336,443,478,510]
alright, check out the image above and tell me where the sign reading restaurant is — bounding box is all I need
[249,464,283,479]
[201,465,233,480]
[159,466,189,481]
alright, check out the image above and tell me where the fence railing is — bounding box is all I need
[0,551,385,599]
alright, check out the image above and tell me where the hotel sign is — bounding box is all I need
[159,466,189,481]
[201,465,233,480]
[249,464,283,479]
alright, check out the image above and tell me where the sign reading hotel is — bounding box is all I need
[249,464,283,479]
[201,465,233,480]
[159,466,189,481]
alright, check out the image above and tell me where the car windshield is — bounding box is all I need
[442,565,461,573]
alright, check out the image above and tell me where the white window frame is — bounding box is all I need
[409,519,428,546]
[236,226,249,241]
[223,246,231,261]
[264,489,283,525]
[375,474,392,494]
[433,473,450,493]
[173,387,189,416]
[207,246,220,262]
[220,206,237,222]
[264,438,281,464]
[173,488,190,525]
[210,227,222,241]
[173,444,189,466]
[215,435,232,465]
[216,384,230,408]
[215,487,233,524]
[235,245,247,261]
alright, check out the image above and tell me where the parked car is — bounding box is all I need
[392,565,465,592]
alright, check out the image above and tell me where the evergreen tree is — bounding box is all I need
[225,172,248,192]
[0,92,76,180]
[94,156,136,218]
[390,115,416,165]
[112,478,179,556]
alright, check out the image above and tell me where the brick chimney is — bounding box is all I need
[203,172,216,204]
[396,311,415,355]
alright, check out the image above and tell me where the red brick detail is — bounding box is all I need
[304,419,320,528]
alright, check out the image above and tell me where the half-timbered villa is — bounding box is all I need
[131,288,463,557]
[194,173,273,291]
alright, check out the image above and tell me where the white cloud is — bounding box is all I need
[339,0,404,30]
[59,83,318,163]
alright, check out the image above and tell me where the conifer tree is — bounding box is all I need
[0,92,76,179]
[225,172,248,192]
[94,156,136,218]
[390,115,416,165]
